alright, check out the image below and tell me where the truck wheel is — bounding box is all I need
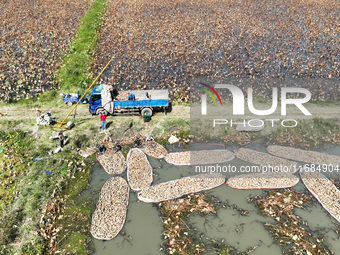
[68,101,73,106]
[141,107,152,116]
[96,107,108,115]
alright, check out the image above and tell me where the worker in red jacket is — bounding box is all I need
[100,113,107,130]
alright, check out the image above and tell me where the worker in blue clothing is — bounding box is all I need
[128,93,135,101]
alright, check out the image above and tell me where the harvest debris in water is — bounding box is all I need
[249,189,331,254]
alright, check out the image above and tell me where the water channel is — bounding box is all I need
[77,144,340,254]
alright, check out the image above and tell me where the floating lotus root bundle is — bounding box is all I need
[138,173,225,203]
[227,172,300,190]
[139,141,168,158]
[127,148,153,191]
[97,149,127,175]
[235,148,299,173]
[300,167,340,223]
[90,177,130,240]
[164,150,235,166]
[267,145,340,166]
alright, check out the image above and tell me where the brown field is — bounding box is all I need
[95,0,339,101]
[0,0,92,101]
[1,0,339,101]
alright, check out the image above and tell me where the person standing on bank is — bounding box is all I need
[59,131,65,148]
[35,108,41,126]
[100,113,107,130]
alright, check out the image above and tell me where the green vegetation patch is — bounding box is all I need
[58,0,106,91]
[0,131,34,214]
[21,237,47,255]
[0,127,96,254]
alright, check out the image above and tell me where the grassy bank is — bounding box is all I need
[269,118,340,149]
[0,130,96,254]
[57,0,106,91]
[0,0,107,252]
[0,103,191,254]
[0,132,34,215]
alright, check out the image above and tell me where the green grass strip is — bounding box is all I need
[58,0,106,91]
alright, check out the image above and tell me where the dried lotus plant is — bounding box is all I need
[95,0,339,102]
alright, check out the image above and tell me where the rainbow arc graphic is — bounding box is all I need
[198,82,222,106]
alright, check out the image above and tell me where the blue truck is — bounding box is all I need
[88,86,170,116]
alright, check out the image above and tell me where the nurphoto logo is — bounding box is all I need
[199,83,312,129]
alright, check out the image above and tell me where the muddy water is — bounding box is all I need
[79,144,340,254]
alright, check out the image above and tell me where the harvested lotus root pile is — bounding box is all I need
[115,91,130,101]
[227,172,300,190]
[139,141,168,158]
[138,173,225,202]
[165,150,235,166]
[97,149,127,175]
[300,168,340,223]
[235,148,299,173]
[267,145,340,166]
[127,148,153,191]
[90,177,130,240]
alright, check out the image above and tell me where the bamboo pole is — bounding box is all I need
[57,56,115,128]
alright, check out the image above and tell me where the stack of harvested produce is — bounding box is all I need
[300,167,340,223]
[127,148,153,191]
[235,148,299,173]
[267,145,340,166]
[165,150,235,166]
[90,177,130,240]
[138,173,225,202]
[227,172,300,190]
[115,91,129,101]
[97,149,126,175]
[139,141,168,158]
